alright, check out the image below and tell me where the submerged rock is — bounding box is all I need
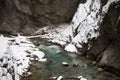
[97,68,104,72]
[72,63,79,67]
[92,61,97,66]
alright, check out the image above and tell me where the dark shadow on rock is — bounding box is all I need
[87,1,120,76]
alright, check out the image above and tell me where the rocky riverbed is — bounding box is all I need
[23,40,120,80]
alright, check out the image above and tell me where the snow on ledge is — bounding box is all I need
[0,35,47,80]
[64,44,78,53]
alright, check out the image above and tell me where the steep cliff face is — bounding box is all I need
[0,0,80,35]
[87,1,120,75]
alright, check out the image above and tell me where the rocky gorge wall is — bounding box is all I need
[0,0,80,35]
[0,0,120,76]
[87,1,120,75]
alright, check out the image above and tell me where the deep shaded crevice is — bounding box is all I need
[95,39,112,61]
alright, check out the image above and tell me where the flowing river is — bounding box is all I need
[23,40,120,80]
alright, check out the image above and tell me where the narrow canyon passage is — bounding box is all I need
[0,0,120,80]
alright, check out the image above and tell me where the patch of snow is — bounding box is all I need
[57,76,63,80]
[77,76,83,79]
[15,35,30,44]
[51,39,66,46]
[39,58,47,62]
[77,76,87,80]
[0,35,9,57]
[81,78,87,80]
[49,76,57,79]
[101,0,118,22]
[62,62,68,65]
[65,44,78,53]
[0,35,46,80]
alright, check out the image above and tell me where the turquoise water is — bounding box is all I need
[23,41,120,80]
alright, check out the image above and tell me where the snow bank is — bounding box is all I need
[0,35,46,80]
[57,76,63,80]
[35,0,117,53]
[65,44,78,53]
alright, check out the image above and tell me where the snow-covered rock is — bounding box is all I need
[57,76,63,80]
[65,44,78,53]
[80,78,87,80]
[0,35,46,80]
[77,76,83,79]
[36,0,118,53]
[62,62,69,66]
[77,76,87,80]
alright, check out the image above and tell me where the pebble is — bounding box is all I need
[49,76,57,79]
[57,76,63,80]
[92,61,97,66]
[77,76,83,78]
[72,63,79,67]
[97,68,104,72]
[62,62,69,67]
[83,64,87,69]
[77,76,87,80]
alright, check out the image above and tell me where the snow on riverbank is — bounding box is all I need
[65,44,78,53]
[56,76,87,80]
[35,0,118,53]
[0,35,46,80]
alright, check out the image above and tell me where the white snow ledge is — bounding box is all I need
[65,44,78,53]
